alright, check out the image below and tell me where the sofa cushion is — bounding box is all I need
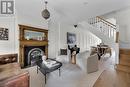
[76,51,98,73]
[76,51,90,72]
[87,54,98,73]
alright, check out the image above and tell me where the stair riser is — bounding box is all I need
[120,49,130,55]
[119,49,130,67]
[116,64,130,73]
[119,54,130,61]
[119,60,130,66]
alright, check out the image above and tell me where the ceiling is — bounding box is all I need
[16,0,130,25]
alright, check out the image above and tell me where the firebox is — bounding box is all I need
[24,46,45,67]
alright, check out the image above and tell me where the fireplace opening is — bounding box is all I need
[24,46,45,67]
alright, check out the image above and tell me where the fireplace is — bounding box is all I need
[24,46,45,67]
[19,25,48,68]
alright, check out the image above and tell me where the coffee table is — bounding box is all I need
[36,58,62,84]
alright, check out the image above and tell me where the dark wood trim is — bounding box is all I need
[116,32,119,43]
[96,16,116,28]
[97,16,116,27]
[20,40,48,46]
[19,24,48,33]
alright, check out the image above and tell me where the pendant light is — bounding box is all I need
[42,1,50,20]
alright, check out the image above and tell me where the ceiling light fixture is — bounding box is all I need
[41,1,50,20]
[74,25,78,28]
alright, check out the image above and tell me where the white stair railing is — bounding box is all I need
[88,16,117,42]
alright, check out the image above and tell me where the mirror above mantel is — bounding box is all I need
[19,24,48,41]
[24,30,45,41]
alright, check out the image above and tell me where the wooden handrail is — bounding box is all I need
[89,18,116,30]
[96,16,116,27]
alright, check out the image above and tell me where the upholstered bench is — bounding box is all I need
[0,63,29,87]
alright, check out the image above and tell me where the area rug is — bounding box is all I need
[45,63,105,87]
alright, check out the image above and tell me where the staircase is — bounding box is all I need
[80,16,119,64]
[80,16,130,73]
[116,49,130,72]
[80,16,119,44]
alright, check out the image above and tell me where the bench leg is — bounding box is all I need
[37,66,38,74]
[59,68,61,76]
[45,74,46,84]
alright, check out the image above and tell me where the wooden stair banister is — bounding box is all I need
[88,16,119,43]
[96,16,116,29]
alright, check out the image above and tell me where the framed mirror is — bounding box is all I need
[24,30,45,41]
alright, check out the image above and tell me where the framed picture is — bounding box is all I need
[67,32,76,44]
[0,28,9,40]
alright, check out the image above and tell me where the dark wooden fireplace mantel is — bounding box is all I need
[19,25,48,67]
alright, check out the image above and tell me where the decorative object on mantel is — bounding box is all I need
[24,30,46,41]
[0,28,8,40]
[41,0,50,20]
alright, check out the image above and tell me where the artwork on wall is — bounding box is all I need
[67,32,76,44]
[0,28,9,40]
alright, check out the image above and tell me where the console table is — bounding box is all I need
[36,58,62,84]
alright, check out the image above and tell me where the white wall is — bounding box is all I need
[48,23,101,58]
[0,17,16,54]
[0,16,101,59]
[102,7,130,45]
[48,22,60,58]
[59,24,101,51]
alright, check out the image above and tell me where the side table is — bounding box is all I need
[36,58,62,84]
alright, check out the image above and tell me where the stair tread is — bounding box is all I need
[116,64,130,73]
[120,48,130,55]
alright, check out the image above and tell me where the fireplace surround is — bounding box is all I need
[19,25,48,68]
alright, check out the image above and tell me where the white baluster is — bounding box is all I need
[109,26,111,38]
[87,16,117,42]
[97,18,100,31]
[107,25,109,38]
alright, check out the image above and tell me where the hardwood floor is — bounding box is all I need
[93,67,130,87]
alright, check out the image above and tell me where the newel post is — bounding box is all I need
[115,25,119,43]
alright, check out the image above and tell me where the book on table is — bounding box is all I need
[42,60,59,68]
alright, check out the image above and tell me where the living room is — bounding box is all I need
[0,0,130,87]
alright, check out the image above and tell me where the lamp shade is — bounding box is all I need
[42,9,50,20]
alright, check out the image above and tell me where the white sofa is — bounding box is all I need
[76,51,99,73]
